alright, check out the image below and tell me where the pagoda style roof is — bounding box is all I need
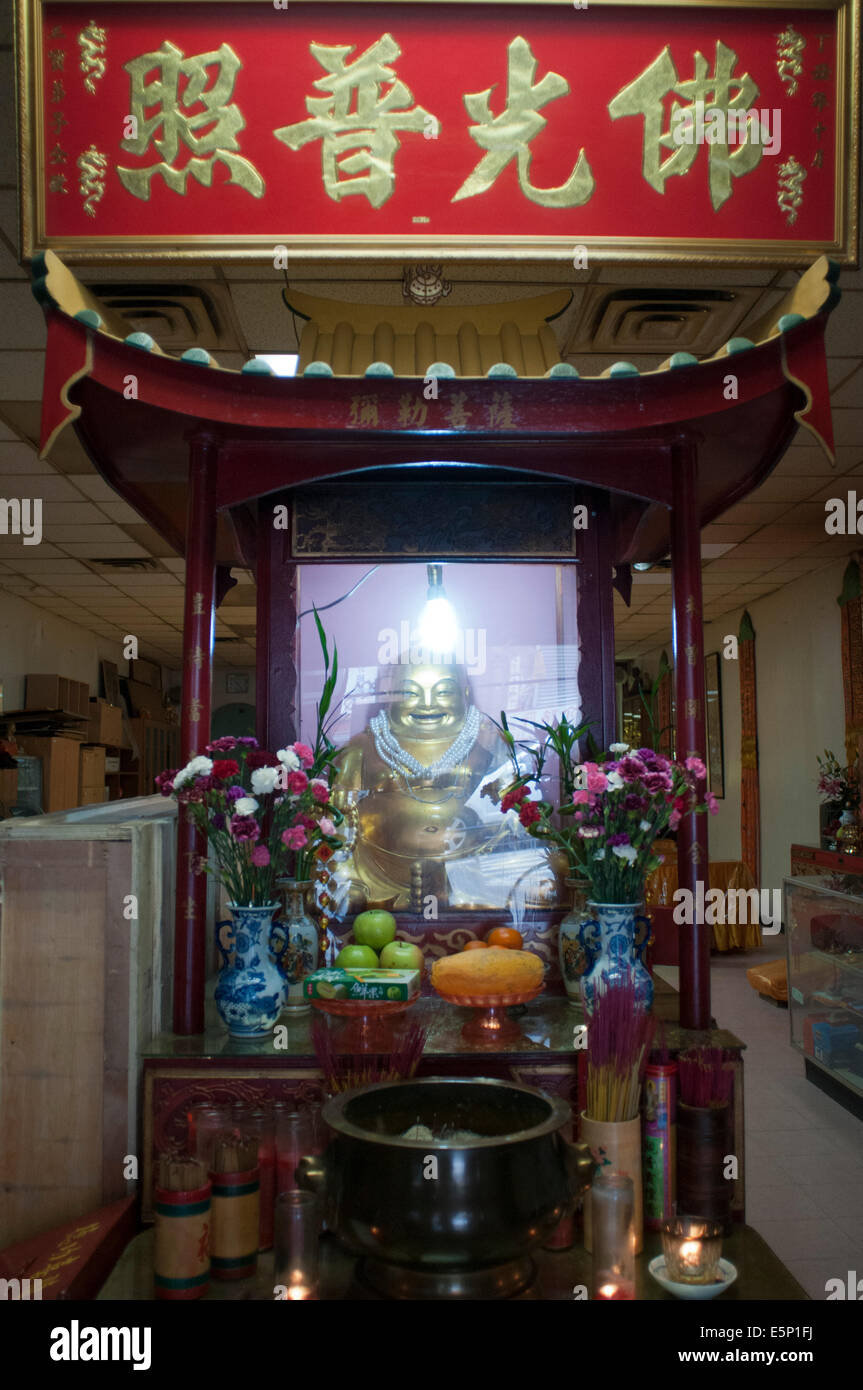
[32,252,839,569]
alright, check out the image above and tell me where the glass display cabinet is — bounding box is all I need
[785,874,863,1117]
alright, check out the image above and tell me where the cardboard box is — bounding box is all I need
[130,658,161,690]
[16,736,80,812]
[25,674,89,716]
[126,680,165,720]
[78,746,106,805]
[304,967,420,1002]
[105,755,120,774]
[87,699,124,747]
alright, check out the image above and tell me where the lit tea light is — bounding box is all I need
[595,1274,635,1300]
[286,1283,317,1301]
[661,1218,723,1285]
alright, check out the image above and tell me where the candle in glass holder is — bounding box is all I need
[275,1191,321,1301]
[276,1109,314,1194]
[591,1170,636,1302]
[187,1103,233,1170]
[233,1104,276,1251]
[661,1217,723,1284]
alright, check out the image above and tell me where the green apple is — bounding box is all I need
[353,909,398,951]
[379,940,424,973]
[336,943,379,969]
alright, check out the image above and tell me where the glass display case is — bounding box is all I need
[785,873,863,1115]
[295,560,581,921]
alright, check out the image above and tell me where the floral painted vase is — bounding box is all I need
[215,904,285,1038]
[558,878,593,1006]
[576,902,653,1014]
[272,879,319,1015]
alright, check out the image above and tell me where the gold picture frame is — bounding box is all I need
[16,0,861,265]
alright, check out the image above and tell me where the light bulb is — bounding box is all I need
[418,594,459,656]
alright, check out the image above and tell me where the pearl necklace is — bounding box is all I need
[370,706,481,780]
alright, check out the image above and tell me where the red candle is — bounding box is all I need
[595,1277,636,1300]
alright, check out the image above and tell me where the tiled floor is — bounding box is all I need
[657,947,863,1300]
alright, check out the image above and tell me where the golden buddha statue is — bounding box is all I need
[331,663,516,911]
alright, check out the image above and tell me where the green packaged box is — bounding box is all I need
[304,967,420,1002]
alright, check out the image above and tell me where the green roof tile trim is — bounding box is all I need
[669,351,699,369]
[365,361,395,376]
[487,362,518,377]
[74,309,102,330]
[125,331,155,351]
[546,362,579,378]
[241,359,274,374]
[181,347,212,365]
[837,559,861,609]
[726,337,754,354]
[303,361,334,376]
[609,362,639,377]
[426,362,457,378]
[777,313,806,332]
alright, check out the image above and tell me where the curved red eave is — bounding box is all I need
[32,251,839,567]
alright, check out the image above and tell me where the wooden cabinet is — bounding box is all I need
[15,736,81,813]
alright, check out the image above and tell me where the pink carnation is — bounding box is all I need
[318,817,335,836]
[282,825,308,850]
[685,756,707,780]
[310,778,329,804]
[586,768,608,793]
[669,809,682,831]
[250,845,270,867]
[287,770,309,795]
[572,789,590,804]
[292,743,315,769]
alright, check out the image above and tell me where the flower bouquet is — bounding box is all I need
[156,614,343,1037]
[817,749,861,851]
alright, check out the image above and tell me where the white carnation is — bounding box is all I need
[609,742,630,755]
[605,770,624,790]
[251,766,280,795]
[173,755,212,789]
[639,820,652,832]
[277,748,301,771]
[234,796,259,816]
[612,844,638,863]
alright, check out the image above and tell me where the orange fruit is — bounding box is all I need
[463,939,489,950]
[486,927,523,950]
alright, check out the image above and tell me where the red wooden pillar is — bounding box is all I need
[670,439,710,1031]
[172,432,218,1035]
[255,494,299,752]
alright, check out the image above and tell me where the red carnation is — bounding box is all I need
[211,759,240,780]
[519,802,542,827]
[245,750,281,771]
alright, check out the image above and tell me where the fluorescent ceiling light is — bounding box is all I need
[254,353,299,376]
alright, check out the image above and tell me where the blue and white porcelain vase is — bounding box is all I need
[558,878,593,1006]
[215,903,285,1038]
[272,879,319,1015]
[576,901,653,1014]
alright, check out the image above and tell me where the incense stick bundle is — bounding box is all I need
[312,1018,428,1094]
[154,1153,211,1300]
[678,1047,734,1107]
[209,1136,260,1281]
[584,981,655,1122]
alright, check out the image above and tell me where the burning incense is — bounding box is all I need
[677,1047,735,1108]
[585,981,655,1122]
[312,1018,428,1094]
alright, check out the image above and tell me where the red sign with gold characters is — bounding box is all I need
[16,0,859,262]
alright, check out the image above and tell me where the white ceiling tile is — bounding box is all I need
[831,411,863,448]
[72,475,126,502]
[0,353,45,401]
[0,541,65,558]
[98,501,147,524]
[43,504,112,526]
[831,366,863,409]
[823,292,863,356]
[5,556,90,573]
[0,473,87,501]
[42,523,135,544]
[0,286,47,351]
[60,542,150,558]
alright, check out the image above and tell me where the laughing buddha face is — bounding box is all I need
[380,664,471,743]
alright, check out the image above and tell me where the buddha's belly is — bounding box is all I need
[357,790,480,863]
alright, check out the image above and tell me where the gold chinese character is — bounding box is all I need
[811,149,823,169]
[348,394,379,428]
[453,38,594,207]
[812,63,832,81]
[192,591,204,615]
[188,696,202,724]
[49,143,68,165]
[812,91,829,111]
[77,144,107,217]
[688,841,702,866]
[397,393,427,427]
[51,79,66,102]
[684,698,700,718]
[190,644,204,670]
[488,392,515,430]
[50,25,63,38]
[275,33,436,208]
[686,595,696,616]
[685,644,697,667]
[185,895,197,920]
[610,42,762,211]
[49,48,65,72]
[446,391,472,430]
[48,173,68,194]
[813,121,826,141]
[776,24,805,96]
[777,155,806,225]
[79,20,107,94]
[50,110,68,134]
[118,42,264,200]
[818,34,830,51]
